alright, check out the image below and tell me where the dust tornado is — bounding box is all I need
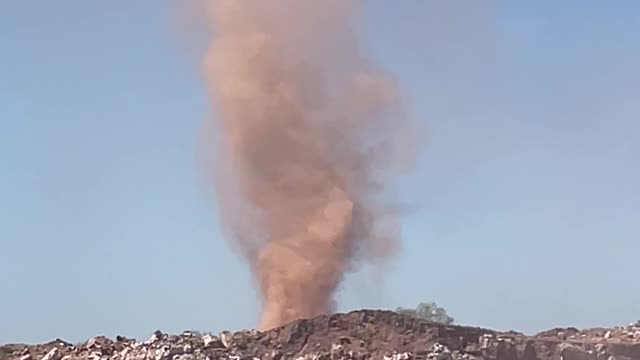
[200,0,416,330]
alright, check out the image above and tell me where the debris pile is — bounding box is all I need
[2,311,639,360]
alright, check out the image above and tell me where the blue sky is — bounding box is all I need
[1,1,639,344]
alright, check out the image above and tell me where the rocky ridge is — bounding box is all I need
[2,310,639,360]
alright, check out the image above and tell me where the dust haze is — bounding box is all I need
[200,0,416,330]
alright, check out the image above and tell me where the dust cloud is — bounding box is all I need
[200,0,416,331]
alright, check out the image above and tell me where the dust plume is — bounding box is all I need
[200,0,416,331]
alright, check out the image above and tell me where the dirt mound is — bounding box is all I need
[2,310,639,360]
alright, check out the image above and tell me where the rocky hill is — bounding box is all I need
[2,310,639,360]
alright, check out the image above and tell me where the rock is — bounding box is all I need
[19,354,32,360]
[385,352,413,360]
[172,355,194,360]
[561,346,597,360]
[55,340,73,349]
[167,345,185,357]
[219,331,232,349]
[40,348,60,360]
[146,331,164,346]
[152,346,170,360]
[86,340,97,349]
[4,310,640,360]
[201,335,217,348]
[426,343,452,360]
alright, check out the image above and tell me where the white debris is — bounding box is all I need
[219,331,232,349]
[40,348,60,360]
[172,356,194,360]
[480,334,492,350]
[384,352,412,360]
[330,342,344,359]
[154,347,169,360]
[202,335,216,347]
[427,343,452,360]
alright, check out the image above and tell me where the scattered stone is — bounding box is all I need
[173,355,194,360]
[4,310,640,360]
[561,345,597,360]
[40,348,60,360]
[201,335,216,348]
[385,352,413,360]
[87,337,107,350]
[218,332,232,349]
[145,331,164,346]
[54,340,73,349]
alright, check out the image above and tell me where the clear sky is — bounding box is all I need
[1,1,639,344]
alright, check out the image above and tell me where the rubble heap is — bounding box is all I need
[2,310,639,360]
